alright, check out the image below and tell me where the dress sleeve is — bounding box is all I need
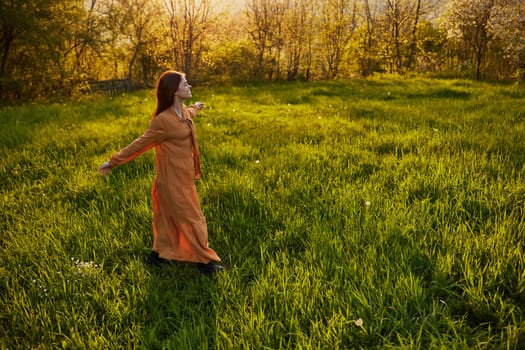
[109,116,166,167]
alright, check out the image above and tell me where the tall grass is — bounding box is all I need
[1,77,524,349]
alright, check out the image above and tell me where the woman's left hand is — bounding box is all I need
[99,161,112,175]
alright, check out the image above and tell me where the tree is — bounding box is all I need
[488,0,525,80]
[0,0,29,98]
[317,0,358,79]
[0,0,86,99]
[166,0,212,80]
[62,0,98,77]
[414,20,447,72]
[356,0,380,76]
[282,0,317,80]
[200,13,255,83]
[104,0,162,83]
[245,0,289,79]
[375,0,429,73]
[442,0,496,80]
[405,0,422,69]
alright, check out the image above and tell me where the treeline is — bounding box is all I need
[1,0,524,101]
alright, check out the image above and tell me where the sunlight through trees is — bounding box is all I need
[0,0,523,100]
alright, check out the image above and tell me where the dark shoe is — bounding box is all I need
[145,251,167,266]
[197,262,225,274]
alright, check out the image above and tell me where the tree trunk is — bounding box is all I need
[476,46,482,80]
[0,27,15,98]
[406,0,421,70]
[128,43,140,83]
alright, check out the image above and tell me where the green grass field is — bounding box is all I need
[1,77,524,349]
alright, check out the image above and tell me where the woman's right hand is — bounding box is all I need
[195,101,205,110]
[99,161,112,175]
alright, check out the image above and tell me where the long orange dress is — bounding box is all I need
[108,105,221,263]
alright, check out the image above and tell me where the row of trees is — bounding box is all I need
[0,0,524,100]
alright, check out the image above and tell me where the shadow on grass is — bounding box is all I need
[406,88,471,99]
[140,262,220,349]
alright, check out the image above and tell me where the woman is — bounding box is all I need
[99,71,223,274]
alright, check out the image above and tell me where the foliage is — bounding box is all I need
[166,0,214,79]
[202,39,257,83]
[281,0,317,81]
[0,0,524,102]
[0,0,86,99]
[440,0,525,80]
[441,0,496,80]
[488,0,525,80]
[415,20,447,72]
[1,78,524,348]
[317,0,358,79]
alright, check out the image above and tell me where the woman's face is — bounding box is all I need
[175,76,192,100]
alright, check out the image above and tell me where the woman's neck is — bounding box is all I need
[172,98,184,114]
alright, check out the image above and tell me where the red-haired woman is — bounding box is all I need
[99,71,223,274]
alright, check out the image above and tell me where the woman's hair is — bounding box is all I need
[153,70,185,116]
